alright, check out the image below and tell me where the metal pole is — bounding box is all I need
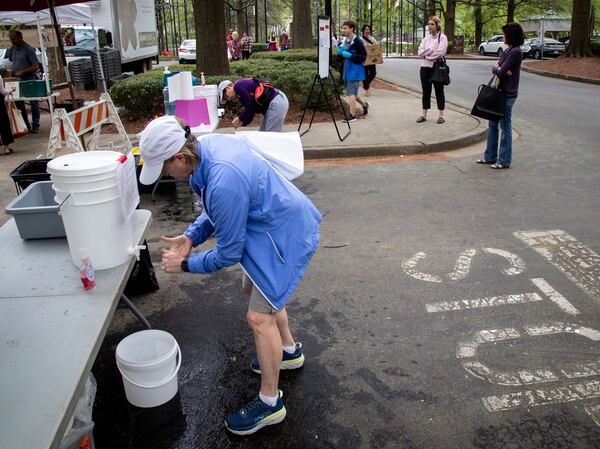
[175,0,181,45]
[412,0,415,46]
[423,0,426,37]
[162,3,169,53]
[264,0,268,43]
[540,19,544,60]
[379,0,382,40]
[370,0,373,28]
[184,0,189,38]
[255,0,259,41]
[386,1,389,56]
[400,0,403,55]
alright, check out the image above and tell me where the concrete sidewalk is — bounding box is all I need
[218,81,488,159]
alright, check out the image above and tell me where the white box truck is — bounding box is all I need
[90,0,158,73]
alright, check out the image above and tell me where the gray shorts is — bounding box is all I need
[242,273,281,314]
[259,92,289,132]
[345,80,360,97]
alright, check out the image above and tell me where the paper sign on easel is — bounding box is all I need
[115,152,140,220]
[167,72,194,102]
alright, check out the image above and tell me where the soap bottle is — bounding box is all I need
[80,251,96,291]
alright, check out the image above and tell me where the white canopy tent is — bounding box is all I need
[0,3,106,92]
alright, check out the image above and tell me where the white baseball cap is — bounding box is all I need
[218,79,233,105]
[138,115,187,185]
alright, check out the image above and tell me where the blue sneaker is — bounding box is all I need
[225,390,286,435]
[250,342,305,374]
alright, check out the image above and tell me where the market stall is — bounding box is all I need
[0,3,107,94]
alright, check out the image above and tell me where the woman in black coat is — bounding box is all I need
[0,74,15,155]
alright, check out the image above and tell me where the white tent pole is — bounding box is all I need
[91,22,107,92]
[36,14,53,113]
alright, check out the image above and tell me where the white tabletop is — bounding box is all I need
[0,209,152,449]
[11,92,60,102]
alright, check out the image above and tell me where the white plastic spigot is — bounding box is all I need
[128,245,147,261]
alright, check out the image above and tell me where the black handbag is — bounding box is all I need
[471,75,505,122]
[429,35,450,85]
[430,58,450,85]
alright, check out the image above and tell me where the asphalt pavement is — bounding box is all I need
[88,61,600,448]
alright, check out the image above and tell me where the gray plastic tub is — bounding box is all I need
[5,181,66,239]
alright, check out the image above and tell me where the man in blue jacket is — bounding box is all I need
[337,20,367,123]
[139,116,322,435]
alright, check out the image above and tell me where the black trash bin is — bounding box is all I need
[9,159,52,194]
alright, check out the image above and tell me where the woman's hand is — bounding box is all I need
[232,117,241,128]
[161,234,192,258]
[161,249,185,273]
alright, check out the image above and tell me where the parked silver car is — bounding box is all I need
[524,38,566,59]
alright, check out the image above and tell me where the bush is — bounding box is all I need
[250,48,318,62]
[229,59,337,110]
[252,43,269,53]
[110,67,239,120]
[591,40,600,56]
[110,59,338,120]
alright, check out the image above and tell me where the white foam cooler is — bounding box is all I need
[47,151,137,270]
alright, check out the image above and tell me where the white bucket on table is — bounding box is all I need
[47,151,135,270]
[116,330,182,408]
[193,85,219,126]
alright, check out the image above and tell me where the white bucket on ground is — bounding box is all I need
[47,151,135,270]
[193,85,219,126]
[116,330,182,408]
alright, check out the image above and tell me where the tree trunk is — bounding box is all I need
[292,0,313,48]
[234,0,245,33]
[506,0,515,23]
[474,0,482,47]
[194,0,230,75]
[567,0,593,57]
[444,0,455,44]
[427,0,436,17]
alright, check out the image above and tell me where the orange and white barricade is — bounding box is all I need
[47,93,131,157]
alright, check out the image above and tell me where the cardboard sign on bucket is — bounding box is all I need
[175,98,210,127]
[47,151,139,270]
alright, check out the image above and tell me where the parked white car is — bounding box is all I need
[478,35,532,57]
[478,35,507,56]
[178,39,196,64]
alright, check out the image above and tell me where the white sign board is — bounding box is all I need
[115,152,140,220]
[318,17,330,79]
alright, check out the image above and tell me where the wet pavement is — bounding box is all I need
[88,66,600,448]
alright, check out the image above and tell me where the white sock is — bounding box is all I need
[259,392,278,407]
[283,343,296,354]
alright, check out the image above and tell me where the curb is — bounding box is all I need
[522,64,600,85]
[303,127,488,159]
[302,77,488,159]
[384,55,495,61]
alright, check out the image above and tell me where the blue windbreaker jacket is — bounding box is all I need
[184,134,322,310]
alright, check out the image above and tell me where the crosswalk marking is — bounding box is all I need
[531,278,580,315]
[515,230,600,302]
[426,293,542,313]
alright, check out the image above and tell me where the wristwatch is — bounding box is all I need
[181,259,190,272]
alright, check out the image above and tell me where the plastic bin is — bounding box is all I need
[5,181,66,240]
[9,158,52,194]
[19,80,52,97]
